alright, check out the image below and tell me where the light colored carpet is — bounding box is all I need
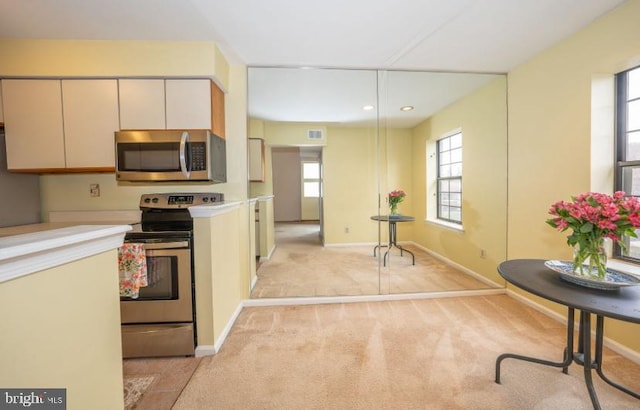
[123,376,154,409]
[251,222,492,298]
[174,295,640,409]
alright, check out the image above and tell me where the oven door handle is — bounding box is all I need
[142,241,190,250]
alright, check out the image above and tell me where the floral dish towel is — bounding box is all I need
[118,243,148,299]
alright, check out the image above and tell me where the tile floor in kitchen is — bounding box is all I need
[123,356,202,409]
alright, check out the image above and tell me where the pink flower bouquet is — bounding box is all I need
[546,191,640,277]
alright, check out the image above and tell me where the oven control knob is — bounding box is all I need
[203,197,209,202]
[152,197,159,203]
[143,198,151,203]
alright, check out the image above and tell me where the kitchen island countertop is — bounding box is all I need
[0,224,131,283]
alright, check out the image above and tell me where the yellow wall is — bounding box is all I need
[507,0,640,351]
[212,207,243,338]
[382,128,414,240]
[0,251,124,410]
[264,121,327,147]
[411,77,508,285]
[193,216,215,345]
[0,39,229,89]
[193,205,246,347]
[323,126,380,243]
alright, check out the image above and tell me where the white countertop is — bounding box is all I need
[188,200,243,218]
[0,224,131,283]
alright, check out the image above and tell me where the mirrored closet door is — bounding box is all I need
[247,66,508,299]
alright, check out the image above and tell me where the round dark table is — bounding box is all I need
[496,259,640,409]
[370,215,415,266]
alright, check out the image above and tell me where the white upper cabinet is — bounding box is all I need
[62,79,120,168]
[2,79,120,171]
[2,77,224,172]
[2,79,66,170]
[118,79,165,129]
[119,79,215,130]
[166,79,212,129]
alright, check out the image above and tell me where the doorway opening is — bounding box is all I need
[272,146,323,244]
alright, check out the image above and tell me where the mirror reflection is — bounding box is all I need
[248,67,507,298]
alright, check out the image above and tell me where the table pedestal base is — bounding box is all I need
[373,243,415,267]
[373,220,415,266]
[495,308,640,409]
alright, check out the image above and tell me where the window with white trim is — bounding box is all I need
[302,161,320,197]
[615,65,640,261]
[437,131,462,224]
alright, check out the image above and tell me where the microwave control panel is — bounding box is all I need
[191,142,207,171]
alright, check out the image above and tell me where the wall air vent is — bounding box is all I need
[307,129,324,140]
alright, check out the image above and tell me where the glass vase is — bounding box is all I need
[572,238,608,279]
[390,203,398,215]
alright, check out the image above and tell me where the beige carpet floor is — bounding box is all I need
[174,295,640,409]
[251,222,493,298]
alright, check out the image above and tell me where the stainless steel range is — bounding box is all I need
[120,192,224,358]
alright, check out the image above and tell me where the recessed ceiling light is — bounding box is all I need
[362,105,375,111]
[400,105,414,112]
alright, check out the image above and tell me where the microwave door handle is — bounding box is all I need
[179,131,191,179]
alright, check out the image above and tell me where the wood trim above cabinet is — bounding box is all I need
[7,167,115,174]
[210,81,226,139]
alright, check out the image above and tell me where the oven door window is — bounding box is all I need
[132,254,179,300]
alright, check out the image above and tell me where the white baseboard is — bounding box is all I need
[242,288,505,307]
[195,301,245,357]
[213,303,245,353]
[259,244,277,262]
[194,345,216,357]
[324,242,378,248]
[408,241,502,289]
[505,288,640,365]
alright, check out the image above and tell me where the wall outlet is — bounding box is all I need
[480,249,487,258]
[90,183,100,197]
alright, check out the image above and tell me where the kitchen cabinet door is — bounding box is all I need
[2,79,66,170]
[119,79,165,129]
[62,79,120,169]
[165,79,212,130]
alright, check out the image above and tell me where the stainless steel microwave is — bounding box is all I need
[114,129,226,183]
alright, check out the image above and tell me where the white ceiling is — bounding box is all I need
[0,0,629,126]
[248,67,500,128]
[0,0,627,71]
